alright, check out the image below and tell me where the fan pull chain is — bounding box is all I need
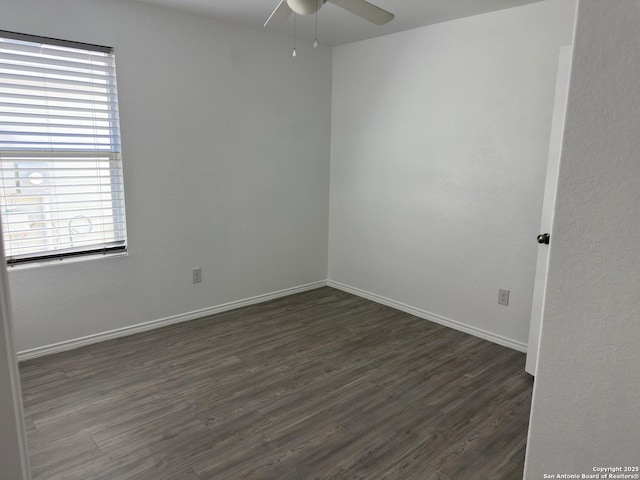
[292,13,297,57]
[314,1,319,48]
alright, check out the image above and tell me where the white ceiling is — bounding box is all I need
[134,0,544,46]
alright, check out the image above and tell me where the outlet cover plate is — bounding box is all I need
[192,268,202,284]
[498,289,510,307]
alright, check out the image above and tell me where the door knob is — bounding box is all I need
[537,233,550,245]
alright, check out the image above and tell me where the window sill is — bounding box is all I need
[6,250,128,272]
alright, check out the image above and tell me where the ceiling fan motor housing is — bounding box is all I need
[287,0,325,16]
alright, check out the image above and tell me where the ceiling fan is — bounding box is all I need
[264,0,395,27]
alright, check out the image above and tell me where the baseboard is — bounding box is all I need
[17,278,527,361]
[327,280,528,353]
[17,280,327,361]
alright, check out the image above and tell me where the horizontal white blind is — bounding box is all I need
[0,32,127,265]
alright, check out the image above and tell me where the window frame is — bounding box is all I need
[0,30,128,267]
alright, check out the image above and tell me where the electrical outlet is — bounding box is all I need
[192,268,202,284]
[498,289,510,307]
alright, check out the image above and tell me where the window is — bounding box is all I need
[0,31,127,266]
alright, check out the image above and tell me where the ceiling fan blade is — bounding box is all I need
[264,0,293,27]
[328,0,394,25]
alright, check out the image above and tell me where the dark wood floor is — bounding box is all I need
[19,287,532,480]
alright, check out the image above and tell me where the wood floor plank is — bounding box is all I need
[92,412,209,458]
[496,425,529,469]
[428,386,533,480]
[476,455,525,480]
[20,287,533,480]
[27,430,102,479]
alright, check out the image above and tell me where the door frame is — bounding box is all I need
[0,225,31,479]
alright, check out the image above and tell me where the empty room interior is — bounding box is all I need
[0,0,639,479]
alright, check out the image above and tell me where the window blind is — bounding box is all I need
[0,31,127,265]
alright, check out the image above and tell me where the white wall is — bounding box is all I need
[525,0,640,475]
[329,0,576,348]
[0,0,332,352]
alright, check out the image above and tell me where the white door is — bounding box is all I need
[526,45,573,376]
